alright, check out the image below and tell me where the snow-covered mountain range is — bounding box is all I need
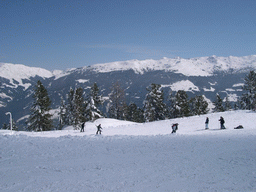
[1,55,256,128]
[87,55,256,76]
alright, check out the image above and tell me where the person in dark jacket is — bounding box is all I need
[80,122,85,132]
[219,116,225,129]
[96,124,102,134]
[205,117,209,129]
[172,123,179,133]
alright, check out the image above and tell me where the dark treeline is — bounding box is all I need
[3,71,256,131]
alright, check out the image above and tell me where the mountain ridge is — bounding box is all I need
[84,55,256,76]
[1,54,256,84]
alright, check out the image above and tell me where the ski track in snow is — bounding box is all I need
[1,110,256,192]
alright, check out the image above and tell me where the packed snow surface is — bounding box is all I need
[1,110,256,191]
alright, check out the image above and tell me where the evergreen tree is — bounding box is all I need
[233,102,239,110]
[126,102,145,123]
[167,90,179,119]
[126,102,137,121]
[175,90,190,117]
[137,108,145,123]
[240,71,256,110]
[213,93,224,112]
[190,95,209,115]
[2,123,8,130]
[85,83,103,121]
[65,88,75,125]
[108,82,126,120]
[58,96,66,130]
[90,83,102,107]
[224,95,232,111]
[27,80,53,131]
[2,121,18,131]
[122,103,129,121]
[73,87,85,128]
[143,83,166,122]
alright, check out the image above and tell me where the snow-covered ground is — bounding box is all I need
[1,110,256,191]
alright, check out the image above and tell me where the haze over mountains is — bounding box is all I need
[1,55,256,129]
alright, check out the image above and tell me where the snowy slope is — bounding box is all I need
[1,110,256,191]
[0,63,53,88]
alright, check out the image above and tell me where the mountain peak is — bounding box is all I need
[0,63,53,88]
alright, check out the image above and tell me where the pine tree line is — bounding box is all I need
[240,71,256,110]
[26,80,53,131]
[58,83,103,130]
[4,70,255,131]
[213,70,256,112]
[1,120,18,131]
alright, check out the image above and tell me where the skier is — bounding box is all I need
[172,123,178,134]
[219,116,225,129]
[80,122,85,132]
[205,117,209,129]
[96,124,102,135]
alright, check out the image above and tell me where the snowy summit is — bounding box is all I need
[0,63,53,89]
[88,55,256,76]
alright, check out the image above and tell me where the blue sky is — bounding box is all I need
[1,0,256,70]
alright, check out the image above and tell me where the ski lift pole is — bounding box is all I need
[5,112,12,133]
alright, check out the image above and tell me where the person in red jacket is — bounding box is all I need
[172,123,178,133]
